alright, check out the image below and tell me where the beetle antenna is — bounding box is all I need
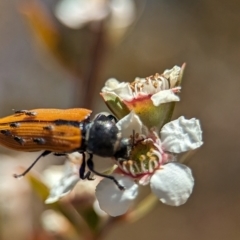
[86,154,125,190]
[13,150,51,178]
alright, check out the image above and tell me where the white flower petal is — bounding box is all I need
[111,83,134,101]
[116,111,143,138]
[102,79,134,101]
[93,200,108,217]
[163,65,181,88]
[95,174,138,216]
[45,160,80,204]
[150,163,194,206]
[161,116,203,153]
[138,174,151,186]
[151,88,180,106]
[102,78,121,90]
[45,175,79,204]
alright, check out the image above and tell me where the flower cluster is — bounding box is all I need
[45,65,203,217]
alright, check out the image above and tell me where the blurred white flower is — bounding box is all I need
[44,152,103,210]
[44,153,82,204]
[95,112,203,216]
[41,209,72,234]
[55,0,136,29]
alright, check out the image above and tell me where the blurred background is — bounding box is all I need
[1,0,240,239]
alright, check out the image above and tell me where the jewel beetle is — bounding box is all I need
[0,108,131,189]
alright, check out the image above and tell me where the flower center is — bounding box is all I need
[130,73,170,97]
[117,139,162,177]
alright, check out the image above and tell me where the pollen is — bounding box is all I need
[139,154,146,161]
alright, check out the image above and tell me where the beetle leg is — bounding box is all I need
[13,150,51,178]
[79,152,86,179]
[79,153,94,180]
[86,154,125,190]
[84,171,93,180]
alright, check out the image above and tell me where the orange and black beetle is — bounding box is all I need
[0,108,130,189]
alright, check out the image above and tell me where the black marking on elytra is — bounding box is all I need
[33,138,46,145]
[14,136,26,145]
[14,110,37,116]
[10,122,20,128]
[54,119,80,127]
[25,111,37,116]
[14,110,28,114]
[1,130,12,136]
[43,125,54,131]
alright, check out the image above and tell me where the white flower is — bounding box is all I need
[45,153,103,209]
[95,112,203,216]
[102,66,182,106]
[55,0,135,29]
[101,65,185,130]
